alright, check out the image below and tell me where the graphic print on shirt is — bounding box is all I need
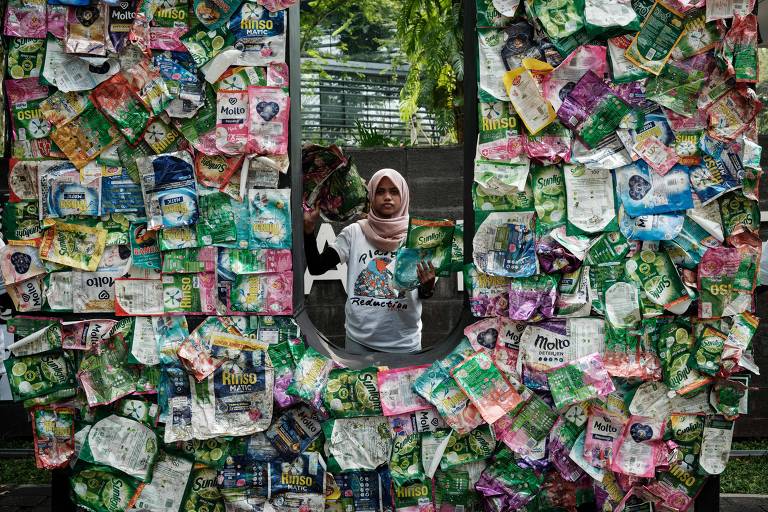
[353,257,404,299]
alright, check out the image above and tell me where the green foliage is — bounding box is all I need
[396,0,464,143]
[352,120,400,148]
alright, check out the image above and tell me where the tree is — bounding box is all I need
[397,0,464,144]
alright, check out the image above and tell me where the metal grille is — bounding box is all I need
[301,58,443,146]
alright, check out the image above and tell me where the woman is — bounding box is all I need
[304,168,436,354]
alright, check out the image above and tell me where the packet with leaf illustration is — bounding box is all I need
[39,222,108,272]
[322,367,383,418]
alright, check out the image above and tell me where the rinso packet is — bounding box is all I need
[137,151,199,230]
[624,250,689,311]
[228,3,286,66]
[248,188,291,249]
[477,101,526,161]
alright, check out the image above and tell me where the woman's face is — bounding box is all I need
[372,176,401,219]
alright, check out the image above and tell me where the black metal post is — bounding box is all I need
[462,0,478,275]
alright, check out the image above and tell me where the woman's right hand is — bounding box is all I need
[303,207,321,234]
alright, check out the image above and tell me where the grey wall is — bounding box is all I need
[303,146,466,348]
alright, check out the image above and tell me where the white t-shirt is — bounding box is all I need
[331,223,422,353]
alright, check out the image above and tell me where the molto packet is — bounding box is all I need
[248,86,289,155]
[633,137,679,175]
[563,164,617,235]
[477,101,525,161]
[37,161,102,220]
[502,59,557,135]
[451,350,523,424]
[50,106,119,169]
[620,209,686,241]
[8,275,46,312]
[610,415,665,478]
[39,222,108,272]
[30,405,75,469]
[215,89,249,154]
[378,365,432,416]
[583,408,625,469]
[546,353,616,410]
[624,250,688,311]
[557,71,632,148]
[3,350,75,401]
[90,73,151,145]
[65,4,108,56]
[624,0,686,75]
[137,151,199,230]
[228,3,286,66]
[323,367,382,418]
[70,466,142,512]
[79,414,159,482]
[248,188,291,249]
[0,243,46,285]
[266,405,323,456]
[614,161,693,216]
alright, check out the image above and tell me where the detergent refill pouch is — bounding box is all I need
[614,161,693,217]
[137,151,199,231]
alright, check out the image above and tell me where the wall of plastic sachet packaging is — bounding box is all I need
[0,0,765,510]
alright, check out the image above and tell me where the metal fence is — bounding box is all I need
[301,58,443,146]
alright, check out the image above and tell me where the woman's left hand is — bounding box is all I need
[417,260,436,288]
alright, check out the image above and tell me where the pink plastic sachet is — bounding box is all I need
[248,86,289,155]
[546,353,616,410]
[583,407,626,469]
[610,415,666,478]
[377,365,432,416]
[4,0,47,38]
[451,350,523,424]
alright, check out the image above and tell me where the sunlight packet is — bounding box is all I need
[137,151,199,230]
[70,466,142,512]
[531,164,566,233]
[39,222,108,272]
[563,164,617,235]
[624,1,686,75]
[323,367,382,418]
[624,250,688,311]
